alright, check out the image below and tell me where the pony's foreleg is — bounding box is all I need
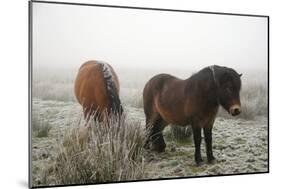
[192,125,203,166]
[203,126,216,164]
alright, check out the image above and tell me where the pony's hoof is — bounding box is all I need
[143,142,150,150]
[196,160,204,166]
[196,161,203,167]
[208,158,217,164]
[152,146,166,153]
[151,144,166,153]
[157,149,165,153]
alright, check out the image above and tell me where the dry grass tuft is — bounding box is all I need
[52,114,145,185]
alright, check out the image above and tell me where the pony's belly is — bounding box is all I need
[159,110,190,126]
[168,117,191,126]
[155,97,189,126]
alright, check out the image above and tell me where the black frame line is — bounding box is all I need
[28,0,270,188]
[31,0,269,18]
[28,1,33,188]
[31,172,269,189]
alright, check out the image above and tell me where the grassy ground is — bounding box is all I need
[31,99,268,187]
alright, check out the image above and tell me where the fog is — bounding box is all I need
[32,2,268,75]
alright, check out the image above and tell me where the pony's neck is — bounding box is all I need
[188,69,220,107]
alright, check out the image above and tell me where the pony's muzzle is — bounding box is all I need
[229,105,241,116]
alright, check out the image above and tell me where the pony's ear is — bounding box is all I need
[239,73,243,77]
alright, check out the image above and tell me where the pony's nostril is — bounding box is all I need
[229,105,241,116]
[233,108,241,115]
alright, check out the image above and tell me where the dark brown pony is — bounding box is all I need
[143,65,242,165]
[74,60,123,122]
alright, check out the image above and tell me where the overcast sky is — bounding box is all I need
[32,2,268,73]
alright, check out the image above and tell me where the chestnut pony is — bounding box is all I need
[143,65,242,165]
[74,60,123,122]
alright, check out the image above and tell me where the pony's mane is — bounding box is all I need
[98,61,123,114]
[193,65,241,90]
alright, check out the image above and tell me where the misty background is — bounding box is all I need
[33,3,267,70]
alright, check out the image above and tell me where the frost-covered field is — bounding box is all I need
[31,99,268,186]
[31,68,268,187]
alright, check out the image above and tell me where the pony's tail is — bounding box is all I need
[100,62,123,115]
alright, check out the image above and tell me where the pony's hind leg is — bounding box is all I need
[151,118,167,152]
[83,107,91,125]
[145,116,167,152]
[83,106,99,126]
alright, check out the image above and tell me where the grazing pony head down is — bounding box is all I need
[210,65,242,116]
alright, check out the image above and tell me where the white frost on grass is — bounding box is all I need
[31,99,268,186]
